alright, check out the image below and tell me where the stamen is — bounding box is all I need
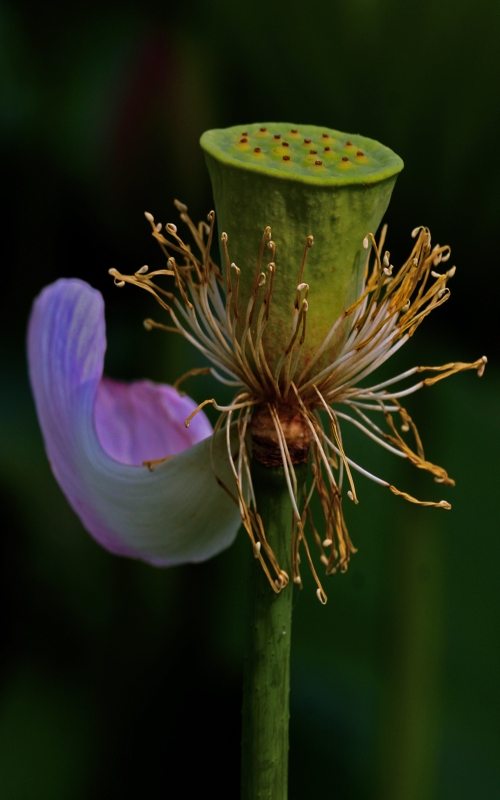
[316,588,327,605]
[203,211,215,280]
[295,236,314,304]
[231,263,241,320]
[184,398,216,427]
[389,485,451,509]
[173,366,211,393]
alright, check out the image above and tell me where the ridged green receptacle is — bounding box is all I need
[200,122,403,376]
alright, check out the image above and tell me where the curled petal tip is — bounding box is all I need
[28,279,240,566]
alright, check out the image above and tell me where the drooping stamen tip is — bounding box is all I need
[253,541,261,557]
[184,398,215,428]
[144,211,154,223]
[221,231,228,243]
[347,490,354,501]
[293,576,302,585]
[173,199,188,212]
[316,588,328,605]
[143,318,153,331]
[477,356,487,377]
[109,268,125,288]
[166,223,177,233]
[363,236,369,250]
[137,265,149,274]
[320,554,329,566]
[275,572,287,590]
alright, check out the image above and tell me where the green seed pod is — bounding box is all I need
[200,122,403,375]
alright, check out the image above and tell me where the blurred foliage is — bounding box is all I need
[0,0,498,797]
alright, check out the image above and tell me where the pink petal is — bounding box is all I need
[94,378,212,466]
[27,279,240,565]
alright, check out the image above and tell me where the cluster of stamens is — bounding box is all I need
[109,204,486,603]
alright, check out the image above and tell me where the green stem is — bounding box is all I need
[241,460,305,800]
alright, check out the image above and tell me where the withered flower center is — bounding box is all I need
[251,403,312,467]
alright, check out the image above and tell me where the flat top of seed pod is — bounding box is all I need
[200,122,403,185]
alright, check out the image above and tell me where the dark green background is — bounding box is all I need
[1,1,498,797]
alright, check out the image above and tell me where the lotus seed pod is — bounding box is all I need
[200,122,403,374]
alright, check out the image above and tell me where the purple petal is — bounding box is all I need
[27,279,240,565]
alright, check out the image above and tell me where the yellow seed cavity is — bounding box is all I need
[342,141,358,154]
[338,157,354,169]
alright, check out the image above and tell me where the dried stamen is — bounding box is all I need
[111,204,486,601]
